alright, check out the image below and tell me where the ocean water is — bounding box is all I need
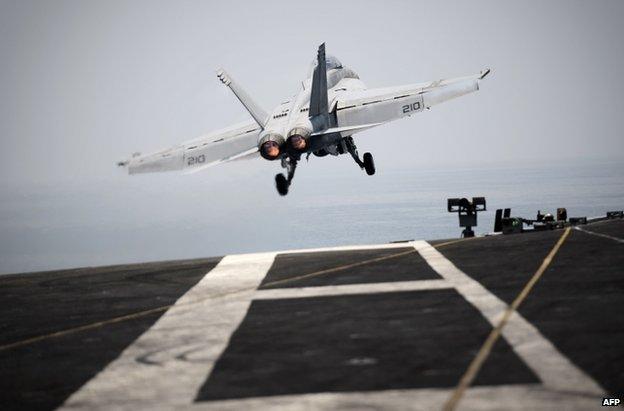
[1,159,622,275]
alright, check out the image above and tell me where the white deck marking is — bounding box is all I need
[190,384,598,410]
[275,242,416,254]
[574,226,624,243]
[58,241,608,410]
[412,240,605,397]
[254,279,451,300]
[60,252,277,411]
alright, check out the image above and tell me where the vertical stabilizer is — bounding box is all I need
[217,69,268,129]
[309,43,329,129]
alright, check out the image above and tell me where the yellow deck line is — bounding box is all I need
[443,227,572,411]
[0,247,420,352]
[0,237,482,352]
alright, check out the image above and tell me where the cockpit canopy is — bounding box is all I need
[324,55,343,70]
[307,55,343,77]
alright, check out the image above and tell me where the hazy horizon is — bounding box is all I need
[1,1,623,274]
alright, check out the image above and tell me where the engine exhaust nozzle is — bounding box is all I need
[286,127,312,153]
[258,134,285,160]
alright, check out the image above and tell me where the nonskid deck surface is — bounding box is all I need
[1,220,622,410]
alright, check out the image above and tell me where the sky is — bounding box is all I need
[1,0,623,274]
[1,0,623,185]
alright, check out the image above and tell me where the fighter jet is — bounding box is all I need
[118,43,490,195]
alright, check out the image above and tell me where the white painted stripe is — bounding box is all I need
[190,384,597,410]
[275,242,417,255]
[60,252,277,411]
[574,226,624,243]
[413,241,605,396]
[254,279,452,300]
[58,240,609,410]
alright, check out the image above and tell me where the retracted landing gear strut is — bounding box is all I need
[275,156,298,196]
[344,136,375,175]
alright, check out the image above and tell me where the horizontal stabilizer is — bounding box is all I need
[311,122,383,136]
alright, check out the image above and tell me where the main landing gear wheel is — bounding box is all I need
[363,152,375,175]
[343,136,376,176]
[275,173,289,196]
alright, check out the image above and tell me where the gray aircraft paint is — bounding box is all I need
[122,45,488,177]
[2,0,624,273]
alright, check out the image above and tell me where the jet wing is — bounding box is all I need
[332,69,489,136]
[120,120,261,175]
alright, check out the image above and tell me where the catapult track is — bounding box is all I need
[1,219,622,410]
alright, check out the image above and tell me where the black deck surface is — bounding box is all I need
[438,219,624,396]
[196,289,537,401]
[0,219,622,409]
[583,218,624,238]
[0,258,221,410]
[260,247,440,289]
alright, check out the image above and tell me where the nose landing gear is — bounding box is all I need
[275,156,298,196]
[275,174,289,195]
[273,136,375,196]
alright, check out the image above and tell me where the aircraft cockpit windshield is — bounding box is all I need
[308,55,343,76]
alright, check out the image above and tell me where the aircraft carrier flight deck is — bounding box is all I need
[1,218,622,410]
